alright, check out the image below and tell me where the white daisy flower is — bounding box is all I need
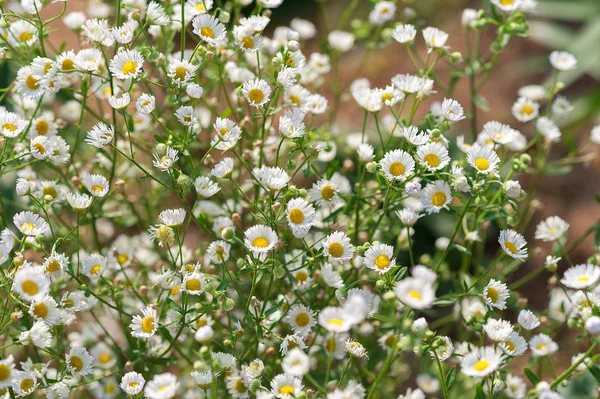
[244,224,278,254]
[380,150,415,181]
[499,229,528,260]
[109,49,144,80]
[194,176,221,197]
[422,27,448,52]
[30,136,56,160]
[395,277,435,309]
[364,243,396,274]
[175,105,196,126]
[153,146,179,171]
[327,30,355,52]
[491,0,522,11]
[287,304,316,334]
[168,59,198,86]
[136,93,156,115]
[211,158,234,179]
[0,111,28,138]
[108,93,130,110]
[13,211,49,237]
[242,78,272,107]
[282,348,310,377]
[29,294,61,326]
[431,336,454,361]
[310,178,338,206]
[12,371,38,397]
[549,51,577,71]
[65,346,94,377]
[529,334,558,356]
[369,1,396,25]
[286,198,315,238]
[416,142,450,171]
[511,97,539,122]
[0,355,16,390]
[535,216,569,242]
[254,166,290,190]
[85,122,115,148]
[483,318,513,341]
[392,23,417,43]
[206,240,231,264]
[518,309,540,330]
[130,306,159,339]
[120,371,145,396]
[318,307,352,333]
[420,180,452,214]
[483,279,510,310]
[15,66,44,99]
[536,116,561,143]
[401,126,430,145]
[279,108,307,138]
[67,193,93,212]
[83,174,109,197]
[480,121,518,145]
[270,373,303,399]
[467,144,500,174]
[441,98,465,121]
[81,253,107,280]
[322,231,354,264]
[158,208,186,227]
[461,347,501,377]
[182,272,206,295]
[561,264,600,289]
[144,373,179,399]
[192,14,226,46]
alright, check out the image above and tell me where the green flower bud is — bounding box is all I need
[450,52,463,63]
[366,161,379,173]
[274,265,285,279]
[221,227,235,241]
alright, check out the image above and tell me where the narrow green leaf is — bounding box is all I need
[524,367,541,386]
[587,366,600,384]
[475,383,486,399]
[445,365,457,389]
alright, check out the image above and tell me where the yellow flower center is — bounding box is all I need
[43,186,57,198]
[26,75,40,90]
[20,378,34,392]
[381,92,393,102]
[241,36,254,49]
[118,254,129,265]
[431,192,447,207]
[0,364,10,381]
[328,242,344,258]
[90,264,102,275]
[503,341,516,352]
[235,379,247,392]
[537,343,546,351]
[19,32,33,43]
[521,105,534,115]
[121,61,138,76]
[487,287,499,303]
[500,0,514,5]
[374,254,390,270]
[200,27,215,39]
[423,153,440,168]
[22,280,39,296]
[33,142,46,155]
[504,241,518,254]
[99,353,112,364]
[33,302,48,318]
[69,356,83,372]
[289,209,304,224]
[289,94,301,106]
[247,88,265,104]
[197,319,208,328]
[2,123,17,132]
[185,278,202,291]
[328,318,344,327]
[62,59,74,70]
[36,120,49,135]
[295,271,308,282]
[91,185,104,193]
[141,316,155,333]
[196,4,205,11]
[253,237,270,248]
[105,384,116,393]
[384,334,396,347]
[408,290,422,300]
[474,158,490,171]
[295,312,310,327]
[389,162,405,177]
[321,185,335,201]
[473,360,490,372]
[170,286,180,297]
[174,66,188,81]
[279,385,295,395]
[129,382,138,388]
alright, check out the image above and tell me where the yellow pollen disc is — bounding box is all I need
[389,162,405,177]
[99,353,112,363]
[295,312,310,327]
[184,264,195,272]
[90,264,101,275]
[235,379,247,392]
[241,36,254,49]
[500,0,514,5]
[121,61,138,76]
[219,127,229,135]
[159,385,168,391]
[20,378,34,391]
[196,4,205,10]
[328,318,344,327]
[289,208,305,224]
[289,94,300,105]
[325,338,336,352]
[486,287,499,303]
[521,105,533,115]
[0,364,9,381]
[295,271,308,282]
[33,302,48,318]
[43,186,57,198]
[381,92,393,102]
[408,289,422,300]
[537,343,546,351]
[474,158,490,171]
[185,279,202,291]
[504,241,518,254]
[69,356,83,372]
[423,153,440,168]
[247,88,265,104]
[33,142,46,155]
[19,32,33,43]
[91,185,104,193]
[197,319,207,328]
[44,63,52,74]
[62,59,74,70]
[26,75,39,90]
[328,242,344,258]
[279,385,295,395]
[503,341,516,352]
[20,222,36,234]
[374,254,390,270]
[141,317,155,333]
[22,280,39,296]
[321,185,335,201]
[285,58,296,68]
[431,192,447,207]
[36,120,49,135]
[384,334,396,347]
[473,360,490,372]
[2,123,17,132]
[200,27,215,39]
[253,237,270,248]
[106,384,116,393]
[117,254,129,265]
[578,276,589,282]
[129,382,138,388]
[170,286,180,296]
[174,66,188,81]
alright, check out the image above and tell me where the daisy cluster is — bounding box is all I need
[0,0,599,398]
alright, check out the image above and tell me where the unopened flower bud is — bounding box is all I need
[221,227,235,241]
[366,161,379,173]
